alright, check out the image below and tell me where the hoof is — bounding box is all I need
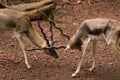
[71,73,77,78]
[27,65,32,69]
[89,68,94,72]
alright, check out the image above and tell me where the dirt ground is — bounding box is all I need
[0,0,120,80]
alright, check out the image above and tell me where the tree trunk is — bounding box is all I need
[23,3,55,21]
[10,0,54,11]
[0,0,56,21]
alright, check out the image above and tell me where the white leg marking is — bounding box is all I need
[71,37,91,77]
[14,32,31,68]
[89,40,96,72]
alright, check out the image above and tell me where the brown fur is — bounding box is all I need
[66,18,120,77]
[0,8,58,68]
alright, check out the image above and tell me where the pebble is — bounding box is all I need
[109,62,113,66]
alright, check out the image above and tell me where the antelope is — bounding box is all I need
[66,18,120,77]
[0,8,59,68]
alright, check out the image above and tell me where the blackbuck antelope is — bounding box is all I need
[66,18,120,77]
[0,8,59,68]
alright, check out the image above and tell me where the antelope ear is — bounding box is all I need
[65,45,70,50]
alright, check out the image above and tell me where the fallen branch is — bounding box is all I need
[26,45,66,51]
[26,15,69,51]
[37,9,70,40]
[49,19,70,40]
[37,21,50,46]
[0,0,56,21]
[10,0,54,11]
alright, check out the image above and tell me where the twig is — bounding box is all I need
[50,20,70,40]
[37,21,50,46]
[49,14,54,45]
[37,9,70,40]
[36,9,49,19]
[27,9,69,52]
[26,45,66,51]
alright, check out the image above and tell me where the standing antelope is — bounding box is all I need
[66,18,120,77]
[0,8,59,68]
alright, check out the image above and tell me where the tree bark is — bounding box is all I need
[0,3,5,8]
[23,3,55,21]
[0,0,56,21]
[10,0,55,12]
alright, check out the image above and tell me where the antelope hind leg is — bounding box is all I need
[13,38,19,61]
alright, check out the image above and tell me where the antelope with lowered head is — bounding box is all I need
[66,18,120,77]
[0,8,59,68]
